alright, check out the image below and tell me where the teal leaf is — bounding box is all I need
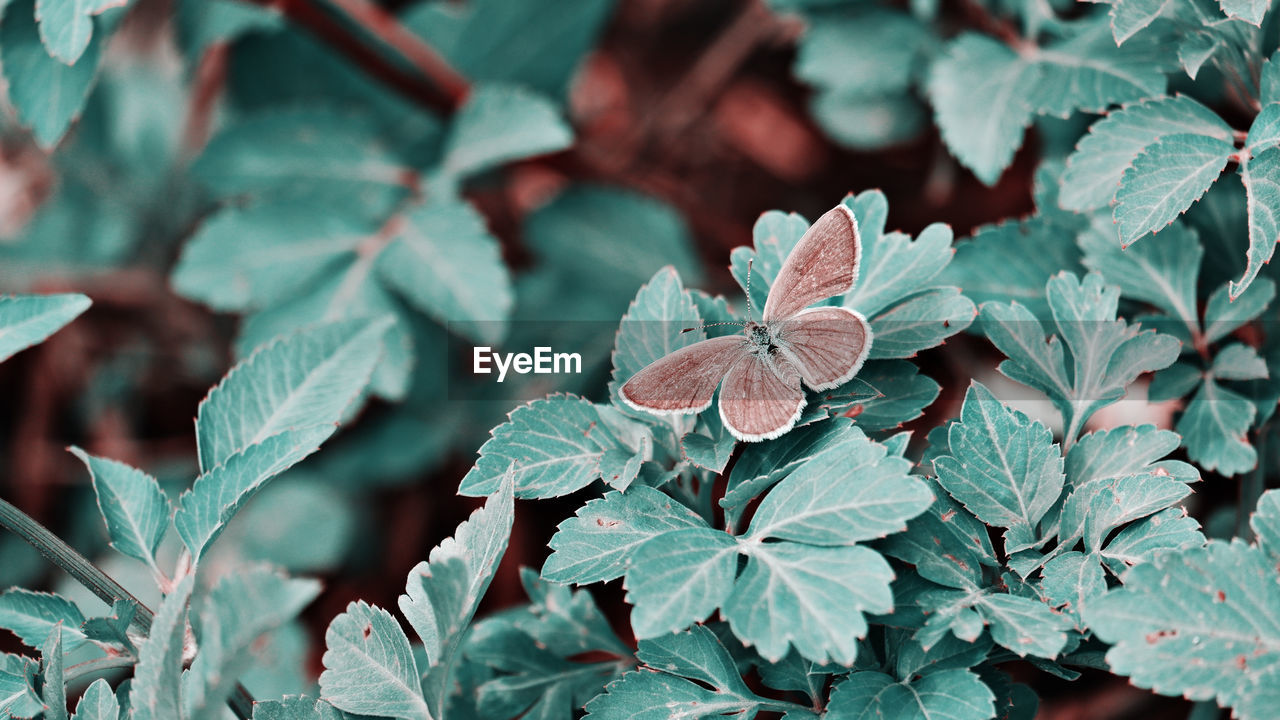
[460,394,645,498]
[1178,377,1257,475]
[882,482,998,591]
[1085,540,1279,716]
[250,696,344,720]
[841,213,955,319]
[935,382,1064,553]
[829,359,940,432]
[598,446,644,490]
[1110,0,1169,43]
[0,653,41,718]
[196,317,392,471]
[624,527,738,638]
[1253,490,1280,557]
[0,590,87,651]
[1061,96,1232,212]
[175,425,332,563]
[71,679,119,720]
[1023,27,1166,119]
[731,209,810,312]
[725,543,893,663]
[680,409,735,474]
[866,287,975,360]
[826,668,996,720]
[319,601,428,720]
[0,293,90,363]
[0,0,104,147]
[1246,104,1280,153]
[69,448,169,573]
[131,577,193,720]
[794,10,928,98]
[543,486,704,585]
[1114,133,1235,247]
[609,266,705,420]
[80,599,135,653]
[1235,147,1280,298]
[1100,507,1205,575]
[1058,468,1193,552]
[399,471,514,719]
[1205,278,1275,344]
[1039,551,1106,626]
[744,426,932,546]
[440,83,573,182]
[34,0,124,64]
[1177,31,1219,79]
[943,217,1083,319]
[174,0,282,64]
[1079,219,1202,339]
[1065,424,1197,489]
[376,200,513,344]
[928,33,1034,185]
[976,592,1071,658]
[1212,343,1268,380]
[40,625,67,720]
[1218,0,1267,24]
[186,568,320,720]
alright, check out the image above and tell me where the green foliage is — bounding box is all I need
[0,293,90,362]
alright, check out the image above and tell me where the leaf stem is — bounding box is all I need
[0,497,257,720]
[1238,422,1269,539]
[63,654,137,685]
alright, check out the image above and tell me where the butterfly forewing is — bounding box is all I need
[620,335,751,414]
[776,307,873,391]
[762,204,860,322]
[719,354,806,441]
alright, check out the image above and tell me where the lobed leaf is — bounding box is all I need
[70,448,169,573]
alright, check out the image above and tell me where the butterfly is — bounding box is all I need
[620,203,873,442]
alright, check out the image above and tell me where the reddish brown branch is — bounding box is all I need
[243,0,469,115]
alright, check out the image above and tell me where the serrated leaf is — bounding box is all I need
[744,426,932,546]
[943,217,1083,319]
[0,590,87,651]
[1236,146,1280,298]
[826,668,996,720]
[1213,343,1268,380]
[928,33,1035,185]
[320,601,428,720]
[71,679,118,720]
[175,426,332,562]
[624,527,738,638]
[731,210,810,312]
[1040,552,1106,626]
[186,568,320,720]
[35,0,125,64]
[1079,218,1202,337]
[250,696,345,720]
[376,199,512,344]
[543,486,705,585]
[935,382,1064,552]
[40,624,67,720]
[826,359,940,432]
[196,317,391,471]
[0,294,90,363]
[460,394,641,498]
[399,471,514,718]
[0,653,40,718]
[1219,0,1267,24]
[609,266,705,419]
[0,0,103,147]
[1114,133,1235,246]
[131,577,193,720]
[1061,95,1232,211]
[841,215,955,318]
[1025,28,1167,118]
[1100,506,1205,574]
[882,482,998,591]
[1086,540,1279,715]
[1178,376,1257,475]
[680,408,735,474]
[1205,278,1275,344]
[1059,470,1193,552]
[172,201,373,313]
[726,543,894,664]
[69,448,168,573]
[867,287,975,360]
[1066,424,1197,488]
[1110,0,1169,43]
[1253,490,1280,557]
[440,83,572,181]
[1177,31,1219,79]
[977,593,1071,658]
[80,599,135,653]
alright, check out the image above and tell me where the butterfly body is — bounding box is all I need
[621,204,873,442]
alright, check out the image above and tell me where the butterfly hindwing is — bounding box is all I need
[620,335,750,414]
[762,204,861,322]
[719,353,806,442]
[776,307,873,391]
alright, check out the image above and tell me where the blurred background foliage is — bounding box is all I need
[0,0,1260,715]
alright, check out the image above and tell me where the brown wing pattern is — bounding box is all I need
[762,204,861,322]
[719,353,806,441]
[620,335,750,414]
[776,307,873,391]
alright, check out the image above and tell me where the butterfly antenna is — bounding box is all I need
[680,321,744,334]
[745,258,755,322]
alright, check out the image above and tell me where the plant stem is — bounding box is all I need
[0,497,257,720]
[1238,423,1269,539]
[64,654,137,685]
[0,497,154,632]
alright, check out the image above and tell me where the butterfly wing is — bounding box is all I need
[719,353,806,442]
[620,335,751,414]
[762,204,861,322]
[775,306,873,391]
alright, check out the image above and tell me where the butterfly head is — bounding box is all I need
[745,321,777,355]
